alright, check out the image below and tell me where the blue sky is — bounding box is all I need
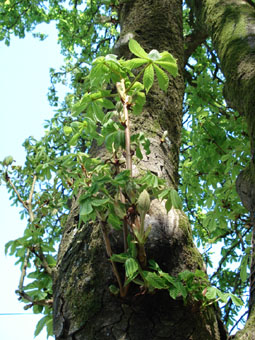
[0,23,64,340]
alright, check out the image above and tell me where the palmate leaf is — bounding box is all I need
[157,51,178,77]
[128,39,148,59]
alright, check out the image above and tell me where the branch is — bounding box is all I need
[6,175,28,210]
[18,249,30,292]
[29,247,54,276]
[229,309,248,335]
[27,175,37,221]
[16,290,53,309]
[100,221,127,297]
[184,30,208,66]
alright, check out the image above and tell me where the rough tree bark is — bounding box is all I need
[52,1,228,339]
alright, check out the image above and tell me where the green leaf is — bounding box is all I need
[154,64,169,92]
[125,257,139,278]
[123,58,148,69]
[34,315,48,337]
[170,189,182,209]
[165,197,172,212]
[132,91,146,115]
[3,155,14,166]
[143,271,167,289]
[128,39,148,59]
[91,198,110,207]
[169,286,180,299]
[63,126,73,136]
[5,240,14,255]
[111,253,129,263]
[46,317,53,337]
[216,289,229,303]
[229,293,243,307]
[33,305,44,314]
[148,259,161,271]
[69,132,80,146]
[136,146,143,160]
[158,189,170,200]
[205,287,217,300]
[155,60,178,77]
[127,235,137,258]
[101,98,115,109]
[108,213,122,230]
[160,51,176,63]
[114,201,126,219]
[143,64,154,93]
[80,200,93,216]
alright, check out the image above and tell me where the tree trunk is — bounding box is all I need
[53,1,226,339]
[197,0,255,152]
[195,2,255,338]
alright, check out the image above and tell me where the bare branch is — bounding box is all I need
[27,175,37,221]
[6,175,28,210]
[16,290,53,309]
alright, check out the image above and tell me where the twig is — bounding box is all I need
[27,175,37,221]
[6,176,28,210]
[29,247,53,276]
[16,290,53,309]
[18,248,30,292]
[100,221,126,297]
[229,309,248,335]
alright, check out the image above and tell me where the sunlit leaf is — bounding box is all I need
[143,64,154,93]
[128,39,148,59]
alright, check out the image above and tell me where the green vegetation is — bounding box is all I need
[0,0,254,337]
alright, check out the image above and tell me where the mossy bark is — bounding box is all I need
[53,1,226,339]
[233,308,255,340]
[197,0,255,153]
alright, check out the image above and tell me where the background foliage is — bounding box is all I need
[0,0,252,336]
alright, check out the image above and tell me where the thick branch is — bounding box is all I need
[184,30,208,65]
